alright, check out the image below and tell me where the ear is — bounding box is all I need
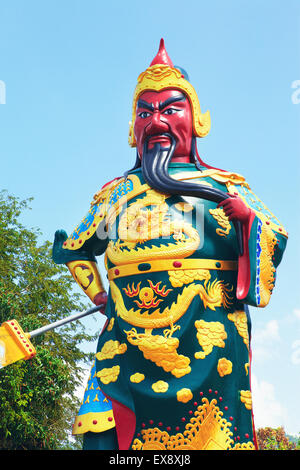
[196,110,211,138]
[128,120,137,147]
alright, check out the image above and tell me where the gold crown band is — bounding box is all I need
[107,258,238,281]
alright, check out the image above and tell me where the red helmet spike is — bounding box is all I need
[150,38,174,67]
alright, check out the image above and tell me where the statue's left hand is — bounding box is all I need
[93,291,108,314]
[217,193,251,224]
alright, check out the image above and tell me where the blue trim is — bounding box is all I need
[255,219,262,306]
[77,361,113,417]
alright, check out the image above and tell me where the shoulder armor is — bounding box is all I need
[91,177,122,206]
[63,174,143,251]
[63,178,122,251]
[226,179,288,238]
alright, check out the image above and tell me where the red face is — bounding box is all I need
[133,89,193,162]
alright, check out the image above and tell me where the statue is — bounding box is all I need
[52,39,287,450]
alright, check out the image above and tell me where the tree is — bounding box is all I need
[256,426,297,450]
[0,190,99,449]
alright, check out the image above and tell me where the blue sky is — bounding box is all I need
[0,0,300,436]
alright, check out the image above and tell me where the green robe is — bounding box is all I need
[52,163,287,450]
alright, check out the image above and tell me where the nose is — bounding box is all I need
[146,111,169,135]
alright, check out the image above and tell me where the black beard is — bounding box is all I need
[140,134,244,256]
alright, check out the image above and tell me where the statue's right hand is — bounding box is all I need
[93,291,108,315]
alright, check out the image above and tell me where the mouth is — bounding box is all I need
[147,135,171,148]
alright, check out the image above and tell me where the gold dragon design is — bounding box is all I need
[106,189,200,266]
[124,325,191,379]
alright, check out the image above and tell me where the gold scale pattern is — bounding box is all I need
[132,397,255,450]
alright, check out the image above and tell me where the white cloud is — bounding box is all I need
[253,320,280,343]
[293,309,300,321]
[287,309,300,365]
[251,374,288,430]
[251,320,280,363]
[291,340,300,365]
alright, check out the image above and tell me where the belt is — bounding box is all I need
[107,258,238,281]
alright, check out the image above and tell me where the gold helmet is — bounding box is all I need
[128,39,211,147]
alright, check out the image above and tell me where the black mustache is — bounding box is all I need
[141,134,244,256]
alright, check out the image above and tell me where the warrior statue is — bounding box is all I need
[52,39,287,450]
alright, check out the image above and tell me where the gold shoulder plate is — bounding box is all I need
[226,181,288,238]
[63,178,121,251]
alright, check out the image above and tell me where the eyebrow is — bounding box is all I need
[159,93,186,111]
[136,93,186,113]
[137,99,154,112]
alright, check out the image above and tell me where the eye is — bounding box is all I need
[138,111,151,119]
[162,108,179,115]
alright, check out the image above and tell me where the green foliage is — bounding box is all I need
[286,433,300,449]
[256,426,297,450]
[0,190,98,449]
